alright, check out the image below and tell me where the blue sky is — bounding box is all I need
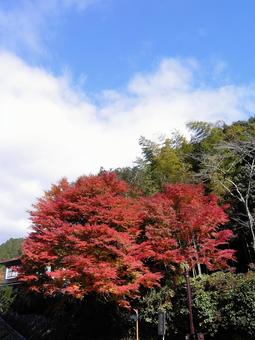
[3,0,255,91]
[1,0,255,242]
[56,0,255,90]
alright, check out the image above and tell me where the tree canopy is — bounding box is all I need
[141,183,235,274]
[20,173,234,309]
[20,173,161,308]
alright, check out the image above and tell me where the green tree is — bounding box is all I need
[0,238,23,259]
[187,118,255,262]
[116,134,192,195]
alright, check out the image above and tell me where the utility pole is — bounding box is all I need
[184,269,196,340]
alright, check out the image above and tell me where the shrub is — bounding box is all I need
[0,286,15,313]
[192,271,255,338]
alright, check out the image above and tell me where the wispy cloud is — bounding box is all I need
[0,0,99,54]
[1,51,255,242]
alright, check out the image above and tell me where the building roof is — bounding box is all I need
[0,257,21,266]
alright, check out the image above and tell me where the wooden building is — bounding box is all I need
[0,257,21,286]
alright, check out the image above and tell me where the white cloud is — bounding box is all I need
[0,51,255,243]
[128,59,196,96]
[0,0,98,54]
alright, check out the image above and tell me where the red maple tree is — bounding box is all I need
[140,183,235,273]
[20,173,161,307]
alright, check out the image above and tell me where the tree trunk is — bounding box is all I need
[246,206,255,255]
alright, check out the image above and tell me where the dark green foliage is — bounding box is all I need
[192,271,255,338]
[0,286,15,313]
[0,238,23,259]
[6,272,255,339]
[139,285,174,324]
[131,271,255,339]
[7,292,134,339]
[136,284,175,339]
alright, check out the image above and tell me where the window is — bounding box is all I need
[45,265,51,272]
[5,266,18,280]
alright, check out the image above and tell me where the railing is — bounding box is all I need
[0,315,26,339]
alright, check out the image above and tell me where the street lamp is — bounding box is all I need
[132,308,139,340]
[158,310,166,340]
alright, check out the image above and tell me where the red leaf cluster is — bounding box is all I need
[20,173,161,306]
[21,174,235,307]
[141,183,235,271]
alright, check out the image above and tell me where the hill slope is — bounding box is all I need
[0,238,23,260]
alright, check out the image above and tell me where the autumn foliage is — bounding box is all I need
[141,183,235,271]
[21,173,234,307]
[21,173,161,307]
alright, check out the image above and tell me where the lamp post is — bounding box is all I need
[158,310,166,340]
[133,309,139,340]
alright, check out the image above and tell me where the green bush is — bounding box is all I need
[0,286,15,313]
[192,271,255,338]
[138,271,255,338]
